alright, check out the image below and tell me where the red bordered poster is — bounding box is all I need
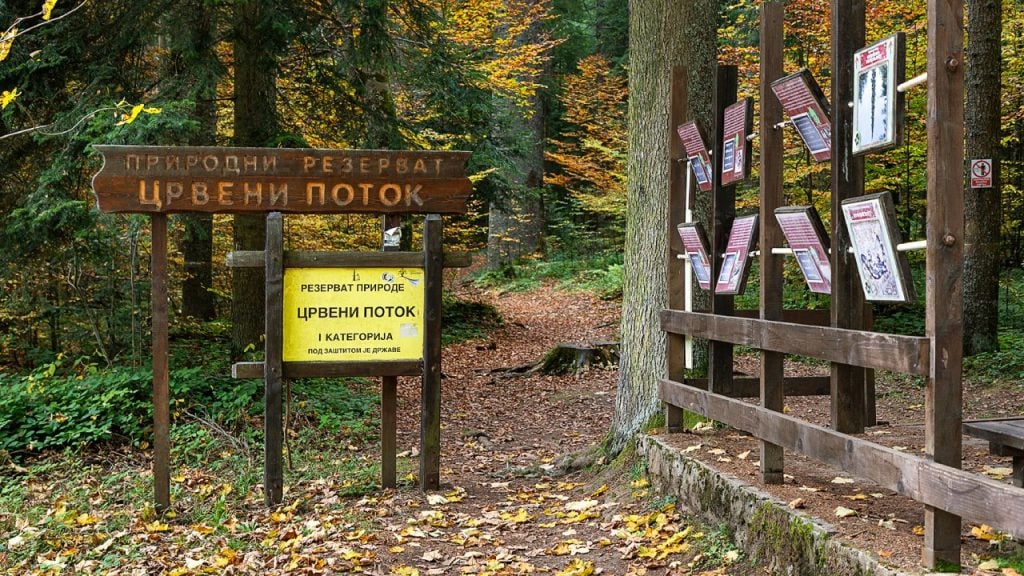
[676,121,714,193]
[715,214,759,295]
[771,70,832,162]
[720,99,753,187]
[677,222,713,291]
[775,206,832,294]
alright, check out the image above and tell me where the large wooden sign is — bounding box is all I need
[92,145,472,214]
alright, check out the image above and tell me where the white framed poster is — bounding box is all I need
[840,192,915,303]
[853,33,906,155]
[677,222,713,291]
[775,206,832,294]
[714,214,759,295]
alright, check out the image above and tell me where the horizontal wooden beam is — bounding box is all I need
[661,309,929,376]
[732,309,831,326]
[232,360,421,379]
[683,376,830,397]
[659,379,1024,537]
[226,250,472,269]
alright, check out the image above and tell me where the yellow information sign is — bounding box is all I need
[283,267,425,362]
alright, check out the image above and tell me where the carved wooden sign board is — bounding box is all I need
[92,145,472,214]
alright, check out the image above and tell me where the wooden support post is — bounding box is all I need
[381,214,400,489]
[758,1,785,484]
[151,214,171,512]
[923,0,965,566]
[381,376,398,488]
[830,0,866,435]
[264,213,284,507]
[421,214,443,490]
[666,65,688,433]
[709,66,738,397]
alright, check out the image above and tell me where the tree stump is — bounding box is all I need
[536,341,620,375]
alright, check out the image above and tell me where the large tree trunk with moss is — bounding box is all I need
[963,0,1002,355]
[608,0,717,454]
[231,0,282,355]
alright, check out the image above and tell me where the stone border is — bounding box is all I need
[637,434,913,576]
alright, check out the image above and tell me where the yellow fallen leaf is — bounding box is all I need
[42,0,57,20]
[426,494,447,506]
[590,484,609,497]
[145,520,171,532]
[978,559,1000,570]
[76,513,100,525]
[971,524,1003,542]
[724,549,740,563]
[630,477,649,489]
[912,525,925,536]
[845,493,868,501]
[982,466,1014,480]
[500,508,532,524]
[1003,568,1023,576]
[834,506,858,518]
[191,523,214,535]
[0,28,16,62]
[555,558,595,576]
[393,566,420,576]
[1,88,19,109]
[831,476,855,484]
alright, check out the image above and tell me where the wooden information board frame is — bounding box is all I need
[92,145,471,509]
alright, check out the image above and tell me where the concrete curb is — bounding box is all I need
[638,434,915,576]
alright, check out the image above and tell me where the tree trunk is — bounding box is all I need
[231,0,281,355]
[609,0,715,454]
[963,0,1002,356]
[179,0,218,321]
[486,11,547,270]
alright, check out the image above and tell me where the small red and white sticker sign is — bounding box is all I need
[971,158,993,189]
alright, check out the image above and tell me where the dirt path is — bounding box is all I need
[360,284,750,575]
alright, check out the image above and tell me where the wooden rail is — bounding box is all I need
[660,379,1024,537]
[660,309,930,376]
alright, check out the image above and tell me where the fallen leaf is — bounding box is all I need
[845,493,868,501]
[788,498,805,509]
[565,500,598,512]
[393,566,420,576]
[977,559,1000,570]
[834,506,857,518]
[426,494,447,506]
[1003,568,1023,576]
[982,466,1014,480]
[912,525,925,536]
[971,524,1003,542]
[422,550,443,562]
[683,444,702,454]
[737,450,751,460]
[707,448,726,456]
[831,476,855,484]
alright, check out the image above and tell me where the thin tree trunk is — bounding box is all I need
[963,0,1002,355]
[231,0,280,355]
[609,0,715,454]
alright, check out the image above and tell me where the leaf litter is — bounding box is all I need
[0,283,755,575]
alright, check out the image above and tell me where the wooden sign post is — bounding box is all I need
[92,145,471,509]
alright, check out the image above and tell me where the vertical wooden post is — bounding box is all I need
[923,0,965,566]
[264,212,284,507]
[421,214,443,490]
[708,65,738,397]
[151,214,171,511]
[666,66,688,433]
[758,1,785,484]
[830,0,866,434]
[381,214,400,489]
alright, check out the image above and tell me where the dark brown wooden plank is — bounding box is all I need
[151,214,171,511]
[733,308,831,326]
[264,212,285,507]
[92,146,471,215]
[666,65,689,433]
[226,250,472,269]
[759,1,786,485]
[660,310,930,376]
[684,376,830,397]
[232,361,422,379]
[659,379,1024,536]
[421,214,443,490]
[830,0,867,436]
[709,66,738,397]
[963,420,1024,451]
[924,0,966,565]
[381,376,398,489]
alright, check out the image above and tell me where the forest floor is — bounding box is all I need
[4,274,1024,575]
[0,280,758,576]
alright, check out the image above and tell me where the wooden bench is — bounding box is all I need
[963,418,1024,487]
